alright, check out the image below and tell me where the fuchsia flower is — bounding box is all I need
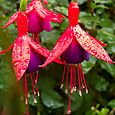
[1,1,64,114]
[41,2,114,114]
[3,0,63,34]
[26,0,63,33]
[1,11,45,100]
[1,11,62,114]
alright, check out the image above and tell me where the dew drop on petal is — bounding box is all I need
[14,62,19,67]
[22,65,27,70]
[17,72,21,78]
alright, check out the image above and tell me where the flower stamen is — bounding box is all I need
[77,64,88,95]
[60,64,66,89]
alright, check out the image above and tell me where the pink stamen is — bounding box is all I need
[77,64,88,95]
[60,64,88,114]
[67,93,72,115]
[35,71,39,83]
[65,65,69,94]
[60,64,66,89]
[70,65,73,93]
[77,64,82,95]
[23,74,29,115]
[35,71,40,96]
[72,65,76,91]
[81,66,88,93]
[30,73,37,103]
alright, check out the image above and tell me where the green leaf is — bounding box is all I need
[89,73,109,92]
[79,13,100,29]
[108,99,115,108]
[54,6,68,16]
[94,0,112,4]
[96,30,115,44]
[38,76,57,91]
[60,19,68,31]
[82,93,93,110]
[77,0,87,5]
[100,18,113,27]
[48,0,56,4]
[98,108,109,115]
[99,61,115,78]
[70,92,83,111]
[41,90,63,109]
[82,56,97,74]
[41,30,60,49]
[106,44,115,54]
[56,0,69,7]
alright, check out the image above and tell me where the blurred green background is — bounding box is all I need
[0,0,115,115]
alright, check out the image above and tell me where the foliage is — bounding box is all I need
[0,0,115,115]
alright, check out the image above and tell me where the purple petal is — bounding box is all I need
[26,48,44,73]
[61,38,90,64]
[28,10,43,33]
[42,19,51,32]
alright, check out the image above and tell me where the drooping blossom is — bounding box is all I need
[0,11,62,114]
[3,0,63,34]
[26,0,64,34]
[41,2,114,114]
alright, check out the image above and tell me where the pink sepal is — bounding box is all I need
[73,24,114,64]
[12,35,30,80]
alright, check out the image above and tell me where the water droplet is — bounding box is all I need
[14,62,19,66]
[17,72,21,78]
[12,51,15,58]
[22,65,27,70]
[25,59,29,63]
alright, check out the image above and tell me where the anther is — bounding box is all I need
[79,90,82,96]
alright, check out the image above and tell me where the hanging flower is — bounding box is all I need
[0,11,62,114]
[41,2,114,114]
[26,0,63,33]
[3,0,63,34]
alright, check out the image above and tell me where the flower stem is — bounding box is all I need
[20,0,28,12]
